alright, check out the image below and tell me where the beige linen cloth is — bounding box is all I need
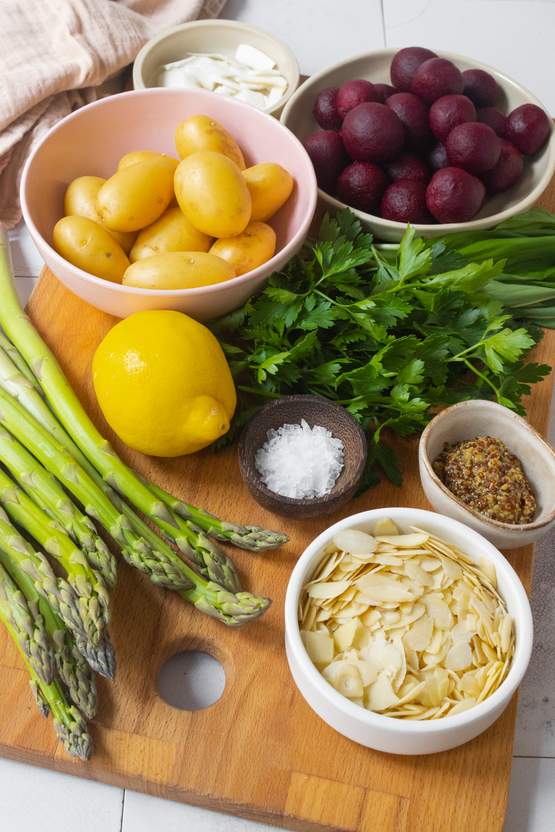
[0,0,226,228]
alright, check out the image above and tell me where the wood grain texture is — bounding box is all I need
[1,186,554,831]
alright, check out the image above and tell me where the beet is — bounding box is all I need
[341,102,405,162]
[426,167,485,223]
[390,47,437,91]
[386,92,431,149]
[304,130,347,192]
[506,103,551,155]
[313,87,342,130]
[429,94,476,141]
[446,122,501,173]
[462,68,501,107]
[337,162,388,213]
[477,107,507,138]
[381,180,433,223]
[411,58,464,103]
[336,79,378,119]
[373,83,397,103]
[482,140,524,193]
[386,152,430,182]
[428,142,449,170]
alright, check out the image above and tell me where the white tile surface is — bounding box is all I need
[0,758,123,832]
[3,1,555,830]
[504,759,555,832]
[123,790,278,832]
[383,0,555,113]
[223,0,386,75]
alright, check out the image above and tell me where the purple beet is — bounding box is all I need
[386,152,430,182]
[336,79,378,119]
[482,140,524,193]
[446,122,501,173]
[381,180,433,223]
[304,130,347,192]
[506,103,551,155]
[462,68,501,107]
[373,83,397,103]
[337,162,388,213]
[386,92,431,149]
[477,107,507,138]
[390,47,437,91]
[426,167,485,223]
[313,87,342,130]
[428,142,449,170]
[429,94,476,141]
[411,58,464,103]
[341,102,405,162]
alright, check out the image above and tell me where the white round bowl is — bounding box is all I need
[20,88,317,320]
[419,400,555,550]
[281,48,555,241]
[284,507,533,755]
[133,19,300,117]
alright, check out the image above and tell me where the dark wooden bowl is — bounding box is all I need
[238,395,368,519]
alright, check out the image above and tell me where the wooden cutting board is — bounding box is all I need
[1,197,555,832]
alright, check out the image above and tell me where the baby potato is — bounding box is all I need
[63,176,136,253]
[96,157,176,232]
[174,151,252,238]
[210,221,276,276]
[53,216,129,283]
[129,206,212,262]
[122,251,236,290]
[243,163,294,221]
[175,115,246,169]
[118,151,178,171]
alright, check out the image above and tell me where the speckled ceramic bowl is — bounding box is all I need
[419,400,555,549]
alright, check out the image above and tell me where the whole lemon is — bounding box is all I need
[92,310,236,457]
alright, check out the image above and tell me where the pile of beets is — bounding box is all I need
[304,47,551,224]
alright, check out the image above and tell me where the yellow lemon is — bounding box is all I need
[92,310,236,456]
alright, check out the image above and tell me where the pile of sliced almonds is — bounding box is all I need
[299,518,514,720]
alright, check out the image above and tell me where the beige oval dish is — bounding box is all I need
[281,48,555,241]
[284,507,533,755]
[133,19,300,117]
[419,400,555,550]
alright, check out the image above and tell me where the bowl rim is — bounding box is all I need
[132,18,301,116]
[238,394,368,507]
[284,506,533,735]
[419,399,555,532]
[280,47,555,234]
[20,87,317,300]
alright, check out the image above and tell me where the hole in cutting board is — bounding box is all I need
[157,650,226,710]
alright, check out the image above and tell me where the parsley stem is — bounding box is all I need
[459,358,501,399]
[237,386,282,399]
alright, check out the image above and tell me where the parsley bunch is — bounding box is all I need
[213,211,550,485]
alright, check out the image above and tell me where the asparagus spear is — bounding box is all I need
[0,560,54,684]
[0,463,110,646]
[0,505,112,676]
[0,599,91,759]
[0,385,270,623]
[0,331,41,392]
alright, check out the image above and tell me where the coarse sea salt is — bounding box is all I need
[255,419,344,500]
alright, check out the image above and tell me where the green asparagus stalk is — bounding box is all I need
[147,481,288,551]
[0,504,113,676]
[0,331,42,392]
[0,345,117,586]
[5,552,97,718]
[0,384,270,623]
[0,600,91,759]
[0,560,54,684]
[0,462,110,646]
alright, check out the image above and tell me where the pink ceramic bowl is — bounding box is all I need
[21,88,317,320]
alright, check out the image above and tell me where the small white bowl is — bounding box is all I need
[419,400,555,550]
[133,19,300,117]
[285,507,532,755]
[281,48,555,241]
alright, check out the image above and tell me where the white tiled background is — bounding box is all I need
[2,1,555,830]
